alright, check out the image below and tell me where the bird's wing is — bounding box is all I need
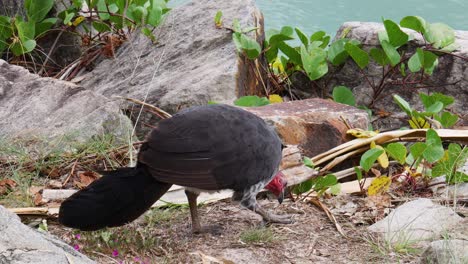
[138,107,230,190]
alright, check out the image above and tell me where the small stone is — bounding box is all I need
[421,239,468,264]
[368,198,462,243]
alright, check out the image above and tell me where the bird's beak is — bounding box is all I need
[277,189,285,204]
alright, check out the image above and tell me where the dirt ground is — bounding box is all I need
[47,196,420,264]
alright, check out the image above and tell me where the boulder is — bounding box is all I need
[0,59,133,143]
[368,198,462,243]
[79,0,265,133]
[246,98,369,157]
[421,239,468,264]
[0,205,95,264]
[327,22,468,129]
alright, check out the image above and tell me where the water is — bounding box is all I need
[256,0,468,37]
[171,0,467,37]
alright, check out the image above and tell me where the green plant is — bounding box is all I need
[393,92,458,129]
[355,128,467,188]
[0,0,57,56]
[292,173,340,196]
[59,0,170,42]
[1,0,171,77]
[331,16,459,107]
[222,13,464,111]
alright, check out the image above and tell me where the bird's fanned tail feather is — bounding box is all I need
[58,166,172,231]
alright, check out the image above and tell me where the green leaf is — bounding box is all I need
[63,11,75,25]
[432,144,468,183]
[434,111,458,128]
[378,31,389,43]
[424,101,444,114]
[360,148,384,172]
[25,0,55,22]
[141,27,156,42]
[393,94,412,116]
[22,39,36,52]
[234,33,261,59]
[440,42,459,52]
[130,5,148,23]
[385,143,407,164]
[424,23,455,49]
[239,34,261,59]
[370,48,389,66]
[214,10,222,27]
[265,44,278,63]
[10,39,36,56]
[419,92,454,109]
[147,0,163,26]
[96,0,110,20]
[422,50,438,75]
[328,39,349,65]
[383,19,409,47]
[354,167,363,181]
[344,42,369,69]
[313,174,338,193]
[380,40,400,66]
[319,36,330,48]
[92,21,111,32]
[400,63,406,77]
[277,41,302,65]
[232,19,241,33]
[410,142,427,160]
[295,27,308,47]
[234,96,269,107]
[400,16,427,34]
[303,157,315,168]
[300,45,328,80]
[310,31,326,42]
[0,16,13,48]
[424,129,444,163]
[332,86,355,106]
[268,26,294,44]
[35,17,57,37]
[329,183,341,195]
[293,179,313,194]
[408,48,424,72]
[73,0,84,9]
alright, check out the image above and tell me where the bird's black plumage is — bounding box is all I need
[59,104,285,231]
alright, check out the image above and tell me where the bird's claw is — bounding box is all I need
[262,213,294,224]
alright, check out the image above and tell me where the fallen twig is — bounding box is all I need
[309,198,347,238]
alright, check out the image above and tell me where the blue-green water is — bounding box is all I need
[256,0,467,37]
[171,0,467,36]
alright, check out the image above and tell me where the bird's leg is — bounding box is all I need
[185,190,202,233]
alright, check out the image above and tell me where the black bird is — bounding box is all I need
[59,104,291,232]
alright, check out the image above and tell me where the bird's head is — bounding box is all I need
[265,172,287,204]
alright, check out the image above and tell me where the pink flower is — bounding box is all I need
[112,249,119,257]
[73,244,80,251]
[75,234,81,240]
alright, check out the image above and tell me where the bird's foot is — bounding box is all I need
[262,213,294,224]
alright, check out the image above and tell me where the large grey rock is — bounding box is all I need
[421,239,468,264]
[329,22,468,129]
[0,59,133,143]
[79,0,264,131]
[368,198,462,243]
[0,205,95,264]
